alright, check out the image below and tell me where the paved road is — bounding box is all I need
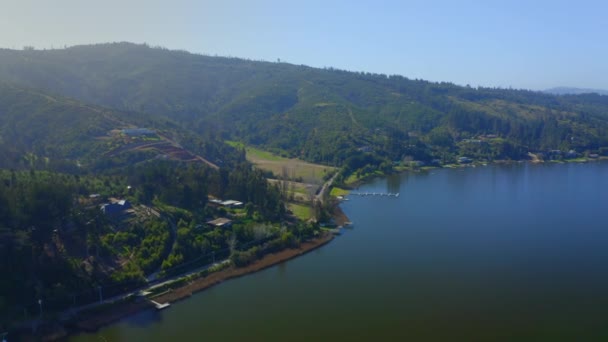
[58,259,231,322]
[315,171,339,205]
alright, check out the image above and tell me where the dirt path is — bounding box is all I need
[156,132,219,169]
[347,107,361,128]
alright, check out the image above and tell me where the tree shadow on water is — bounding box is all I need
[123,308,163,328]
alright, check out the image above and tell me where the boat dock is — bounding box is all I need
[150,299,171,310]
[350,192,399,197]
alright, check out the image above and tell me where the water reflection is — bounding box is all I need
[124,309,163,328]
[277,261,288,277]
[385,172,404,194]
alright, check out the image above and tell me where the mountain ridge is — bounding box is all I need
[1,42,608,166]
[544,87,608,96]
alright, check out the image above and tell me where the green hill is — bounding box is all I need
[1,42,608,166]
[3,42,608,332]
[0,82,240,171]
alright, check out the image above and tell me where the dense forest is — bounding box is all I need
[1,43,608,170]
[0,161,313,323]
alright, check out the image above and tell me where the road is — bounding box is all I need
[58,259,231,322]
[315,171,339,205]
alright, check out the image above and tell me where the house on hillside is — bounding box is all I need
[206,217,233,228]
[357,146,372,153]
[101,199,132,216]
[458,156,473,164]
[220,200,243,208]
[208,198,244,208]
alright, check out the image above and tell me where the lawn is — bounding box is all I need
[329,187,350,197]
[344,170,384,186]
[287,203,312,220]
[244,146,285,162]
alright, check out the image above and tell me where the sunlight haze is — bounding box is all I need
[1,1,607,90]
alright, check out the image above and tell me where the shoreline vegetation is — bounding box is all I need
[20,153,606,341]
[13,144,341,341]
[341,155,608,189]
[27,233,335,340]
[50,161,347,340]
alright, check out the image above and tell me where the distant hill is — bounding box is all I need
[544,87,608,96]
[0,82,239,171]
[1,43,608,165]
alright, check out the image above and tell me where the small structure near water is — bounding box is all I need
[150,299,171,310]
[350,192,399,197]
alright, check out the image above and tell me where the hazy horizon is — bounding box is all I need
[1,0,607,91]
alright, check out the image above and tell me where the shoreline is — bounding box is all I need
[50,158,604,340]
[343,157,608,190]
[58,233,335,338]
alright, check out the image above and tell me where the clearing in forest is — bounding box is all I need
[227,142,334,185]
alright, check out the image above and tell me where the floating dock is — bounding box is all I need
[150,300,171,310]
[350,192,399,197]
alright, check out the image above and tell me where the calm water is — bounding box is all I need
[72,162,608,341]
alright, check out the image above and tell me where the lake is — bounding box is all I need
[71,162,608,341]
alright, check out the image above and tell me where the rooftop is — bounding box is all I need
[207,217,233,227]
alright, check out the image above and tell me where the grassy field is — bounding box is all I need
[344,170,384,186]
[329,187,350,197]
[227,141,334,184]
[267,179,315,202]
[287,203,312,220]
[226,142,330,222]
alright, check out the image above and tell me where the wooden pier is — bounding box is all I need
[150,299,171,310]
[350,192,399,197]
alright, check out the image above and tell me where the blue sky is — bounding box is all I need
[1,0,606,90]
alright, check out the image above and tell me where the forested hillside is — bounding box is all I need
[0,82,241,172]
[2,42,608,333]
[0,160,297,322]
[1,42,608,167]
